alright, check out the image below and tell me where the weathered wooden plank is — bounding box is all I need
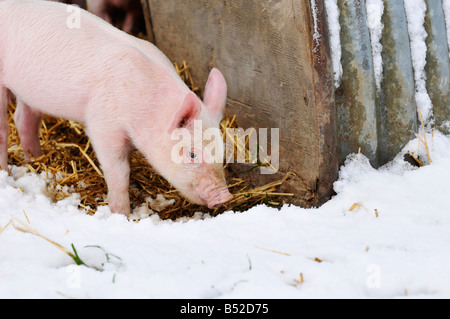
[310,0,339,205]
[377,0,417,164]
[146,0,338,207]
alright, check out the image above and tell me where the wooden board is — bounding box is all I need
[146,0,338,207]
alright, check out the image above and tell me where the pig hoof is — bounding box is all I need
[108,204,130,217]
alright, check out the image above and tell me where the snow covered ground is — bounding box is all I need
[1,132,449,299]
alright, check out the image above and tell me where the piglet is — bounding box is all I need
[87,0,144,34]
[0,0,233,216]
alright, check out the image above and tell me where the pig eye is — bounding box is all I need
[188,151,198,159]
[185,149,201,164]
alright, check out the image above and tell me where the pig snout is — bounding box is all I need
[206,188,234,209]
[195,182,233,209]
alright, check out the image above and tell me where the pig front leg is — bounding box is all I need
[0,87,8,171]
[87,125,132,216]
[14,101,42,163]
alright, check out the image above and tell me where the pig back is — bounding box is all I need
[0,0,148,122]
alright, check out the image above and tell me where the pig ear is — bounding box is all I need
[168,92,201,133]
[203,68,228,121]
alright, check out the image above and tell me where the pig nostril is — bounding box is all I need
[209,194,233,209]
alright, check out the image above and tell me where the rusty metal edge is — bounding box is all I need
[306,0,339,206]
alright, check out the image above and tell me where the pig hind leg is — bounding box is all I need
[14,101,42,163]
[87,0,112,23]
[0,86,9,171]
[88,125,132,216]
[121,12,135,34]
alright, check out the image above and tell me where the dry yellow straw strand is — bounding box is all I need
[11,217,72,256]
[56,143,103,177]
[417,106,432,164]
[256,246,291,256]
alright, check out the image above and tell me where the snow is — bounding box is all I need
[404,0,434,124]
[310,0,321,52]
[366,0,384,91]
[1,132,450,299]
[324,0,342,87]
